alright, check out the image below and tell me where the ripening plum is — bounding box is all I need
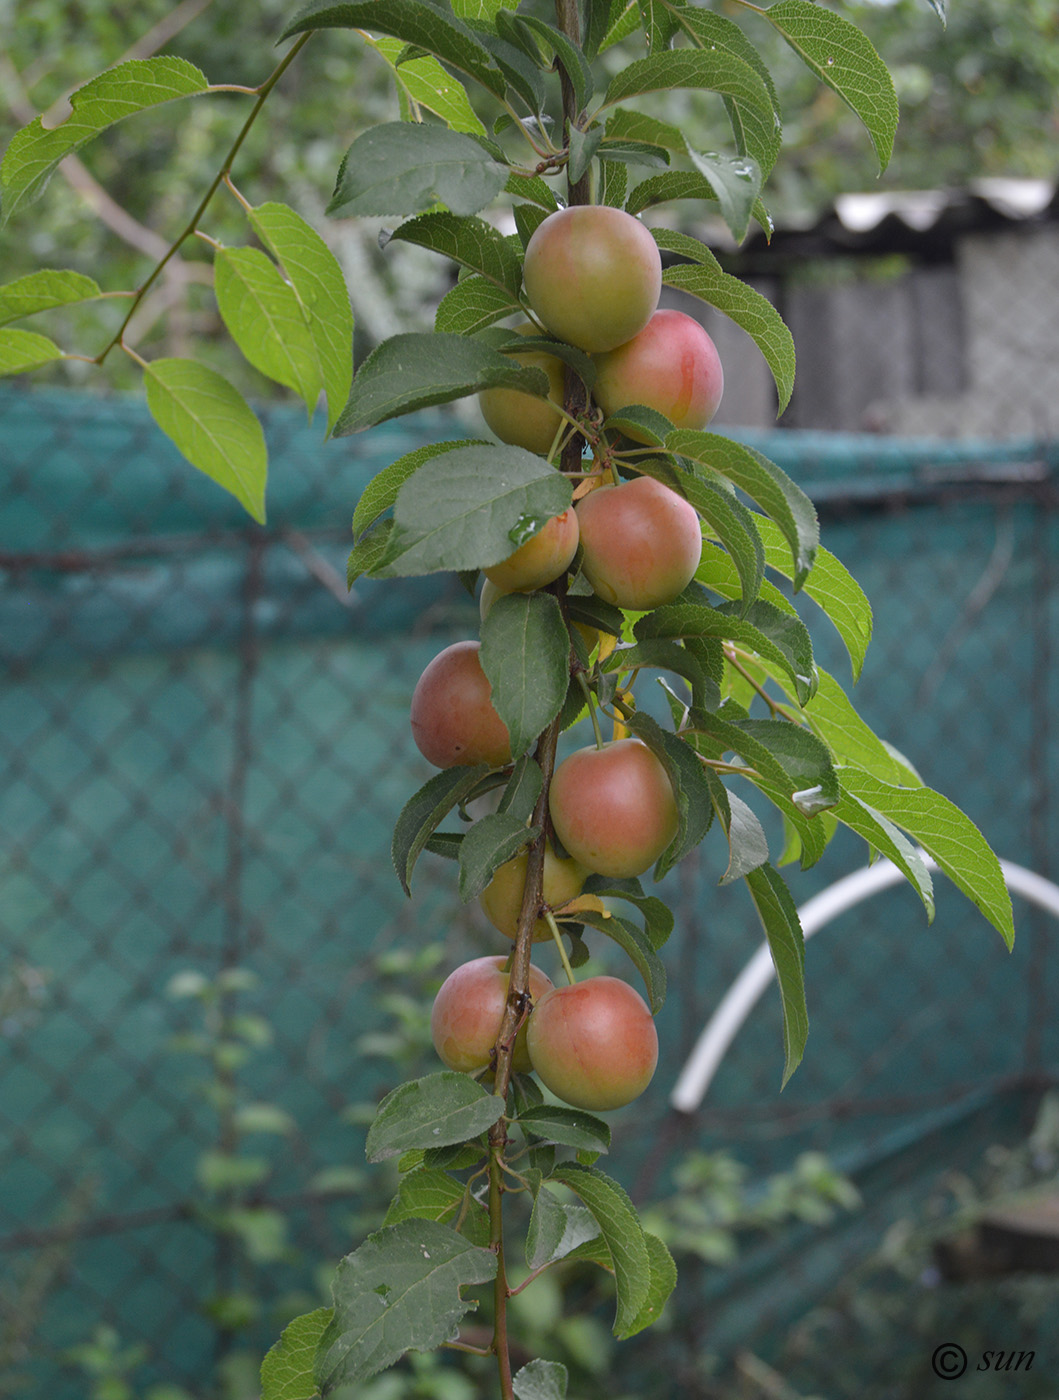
[526,976,658,1110]
[575,474,702,610]
[549,737,679,878]
[410,640,511,769]
[523,207,662,353]
[479,843,591,942]
[478,323,567,455]
[592,308,724,439]
[483,508,579,593]
[430,955,554,1073]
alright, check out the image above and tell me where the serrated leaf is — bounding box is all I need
[601,49,776,119]
[605,106,689,154]
[458,812,539,902]
[755,520,871,679]
[514,14,595,112]
[261,1306,332,1400]
[214,246,324,415]
[480,591,570,759]
[352,439,477,539]
[735,718,839,812]
[435,274,522,334]
[497,753,544,822]
[366,1072,505,1161]
[602,636,718,713]
[282,0,505,96]
[518,1104,612,1153]
[143,358,267,523]
[837,767,1014,948]
[383,1166,491,1245]
[744,863,807,1087]
[366,35,486,133]
[833,787,935,917]
[0,57,208,224]
[570,907,667,1013]
[0,269,102,325]
[622,711,715,880]
[568,125,604,185]
[581,878,675,949]
[621,1232,677,1337]
[764,0,898,171]
[627,171,769,239]
[249,201,354,437]
[378,444,570,578]
[704,773,769,882]
[668,431,817,586]
[328,122,508,218]
[550,1163,650,1336]
[513,1359,569,1400]
[526,1183,601,1272]
[0,326,63,376]
[347,519,394,586]
[315,1218,497,1393]
[802,667,913,782]
[654,227,795,413]
[387,210,523,293]
[598,158,628,209]
[686,148,762,244]
[335,331,549,434]
[392,764,493,895]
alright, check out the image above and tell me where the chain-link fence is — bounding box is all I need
[3,381,1058,1398]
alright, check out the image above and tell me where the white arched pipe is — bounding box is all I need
[669,857,1059,1115]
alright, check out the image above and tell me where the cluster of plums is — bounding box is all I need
[413,206,723,1112]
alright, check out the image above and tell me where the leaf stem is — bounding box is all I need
[577,673,605,750]
[545,911,577,984]
[93,31,313,363]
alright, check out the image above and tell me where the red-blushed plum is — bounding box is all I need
[592,308,724,439]
[575,474,702,610]
[526,976,658,1110]
[478,323,566,455]
[549,738,679,878]
[430,955,554,1073]
[523,206,662,353]
[483,507,579,593]
[479,843,590,942]
[410,640,511,769]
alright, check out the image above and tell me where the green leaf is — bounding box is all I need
[365,35,486,133]
[335,331,549,434]
[621,1232,677,1337]
[0,57,208,224]
[735,718,839,813]
[601,49,776,120]
[383,1166,490,1245]
[685,148,762,244]
[550,1163,650,1337]
[315,1219,497,1393]
[261,1307,332,1400]
[764,0,898,171]
[214,246,324,416]
[627,171,772,239]
[0,269,102,325]
[480,591,570,759]
[604,107,689,155]
[756,520,872,680]
[744,863,808,1087]
[670,6,783,177]
[435,274,521,334]
[513,1359,569,1400]
[602,636,719,713]
[376,443,571,578]
[391,764,493,896]
[458,812,540,902]
[802,668,915,783]
[0,326,63,376]
[497,753,544,822]
[573,906,667,1013]
[837,767,1014,949]
[281,0,505,97]
[704,773,770,883]
[568,126,604,185]
[654,227,796,413]
[328,123,509,218]
[249,201,354,437]
[505,170,560,211]
[526,1183,601,1272]
[512,14,595,112]
[143,358,267,524]
[366,1072,505,1161]
[598,157,628,210]
[832,787,935,918]
[517,1104,612,1154]
[581,879,675,949]
[668,431,818,587]
[386,211,523,293]
[347,519,395,586]
[352,439,477,540]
